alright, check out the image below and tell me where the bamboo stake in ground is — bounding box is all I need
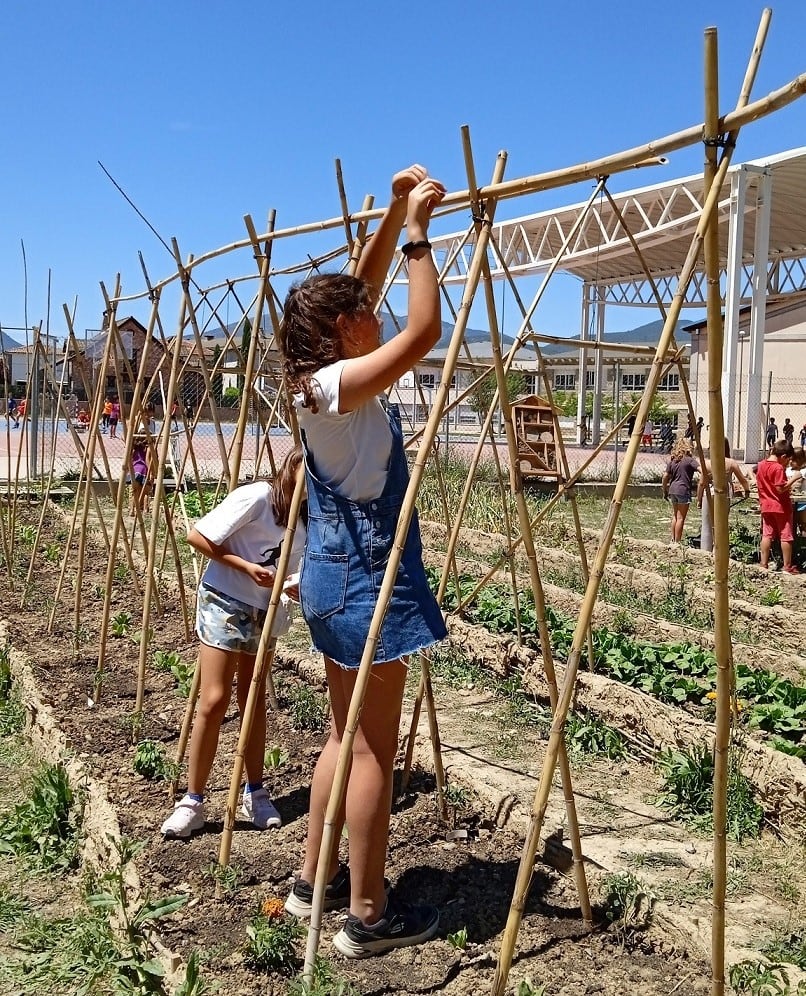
[302,153,508,982]
[217,463,307,869]
[489,27,762,987]
[461,125,591,926]
[706,11,771,993]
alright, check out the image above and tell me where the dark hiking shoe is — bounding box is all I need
[332,893,439,958]
[284,862,351,918]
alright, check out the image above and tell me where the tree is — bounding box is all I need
[468,369,527,418]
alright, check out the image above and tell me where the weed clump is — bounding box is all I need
[657,740,764,841]
[0,762,81,871]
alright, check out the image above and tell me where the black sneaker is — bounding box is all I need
[333,893,439,958]
[284,862,351,918]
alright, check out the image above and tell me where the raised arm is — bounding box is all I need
[355,164,428,301]
[339,176,446,412]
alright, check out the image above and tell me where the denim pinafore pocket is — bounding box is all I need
[303,551,348,619]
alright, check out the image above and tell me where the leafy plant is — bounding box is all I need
[761,585,784,607]
[204,861,241,894]
[447,926,468,950]
[285,684,328,732]
[110,610,132,637]
[265,745,289,769]
[657,741,763,841]
[132,739,178,782]
[83,835,193,995]
[565,711,626,760]
[516,979,547,996]
[728,959,797,994]
[601,871,654,938]
[0,647,24,737]
[288,956,360,995]
[43,541,61,564]
[113,562,132,584]
[120,710,145,744]
[244,897,304,974]
[0,762,80,871]
[761,929,806,971]
[17,525,37,547]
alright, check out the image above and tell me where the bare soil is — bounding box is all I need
[1,500,804,994]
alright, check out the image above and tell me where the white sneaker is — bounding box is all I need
[241,787,281,829]
[161,795,205,839]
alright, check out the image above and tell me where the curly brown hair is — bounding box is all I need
[669,437,692,462]
[278,274,374,412]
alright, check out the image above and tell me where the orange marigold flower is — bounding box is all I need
[261,897,286,919]
[706,691,717,700]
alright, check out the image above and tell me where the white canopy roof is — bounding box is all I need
[431,148,806,308]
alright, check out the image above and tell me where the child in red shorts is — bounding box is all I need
[756,440,804,573]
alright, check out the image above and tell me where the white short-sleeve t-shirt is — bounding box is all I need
[296,360,393,502]
[195,481,306,610]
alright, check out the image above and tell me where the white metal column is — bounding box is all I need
[576,286,591,445]
[722,167,748,451]
[743,169,772,461]
[591,285,605,446]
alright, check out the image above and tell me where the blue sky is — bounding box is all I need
[2,0,805,344]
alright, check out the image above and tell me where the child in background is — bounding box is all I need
[161,447,306,839]
[278,165,447,957]
[109,397,120,439]
[786,446,806,537]
[128,432,152,517]
[102,398,112,433]
[662,438,699,545]
[756,440,803,573]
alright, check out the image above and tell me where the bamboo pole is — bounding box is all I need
[67,287,120,651]
[462,126,592,925]
[92,289,164,698]
[217,464,306,868]
[703,29,730,996]
[302,152,509,982]
[483,231,598,671]
[110,69,806,305]
[490,13,767,991]
[133,245,191,714]
[707,10,771,992]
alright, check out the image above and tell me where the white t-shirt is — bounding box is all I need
[195,481,306,610]
[295,359,392,502]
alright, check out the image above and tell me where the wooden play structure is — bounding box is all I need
[512,394,560,479]
[3,10,806,995]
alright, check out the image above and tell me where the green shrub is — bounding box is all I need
[0,762,80,871]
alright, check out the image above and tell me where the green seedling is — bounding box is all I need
[204,861,241,895]
[244,898,304,974]
[132,740,178,782]
[110,611,132,637]
[265,746,289,769]
[447,927,468,950]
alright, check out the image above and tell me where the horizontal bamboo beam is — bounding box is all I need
[110,70,806,305]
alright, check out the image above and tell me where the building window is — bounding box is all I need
[554,373,576,390]
[417,373,436,388]
[621,373,646,391]
[585,370,596,389]
[658,372,680,392]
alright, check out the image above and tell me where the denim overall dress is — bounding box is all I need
[300,403,447,668]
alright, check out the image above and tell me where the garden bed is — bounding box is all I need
[0,499,804,994]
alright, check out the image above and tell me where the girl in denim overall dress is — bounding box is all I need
[278,166,447,957]
[161,447,305,839]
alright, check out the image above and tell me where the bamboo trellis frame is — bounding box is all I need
[1,14,802,993]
